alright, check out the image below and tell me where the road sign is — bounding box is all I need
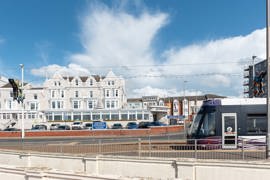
[92,121,107,130]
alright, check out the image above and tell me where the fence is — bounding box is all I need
[0,136,266,160]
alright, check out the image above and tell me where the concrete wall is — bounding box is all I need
[0,151,269,179]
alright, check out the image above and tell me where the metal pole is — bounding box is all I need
[183,80,188,135]
[252,56,256,82]
[20,64,25,139]
[267,0,270,158]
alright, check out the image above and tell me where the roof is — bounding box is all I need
[1,82,28,88]
[221,98,266,105]
[80,76,88,82]
[127,98,143,102]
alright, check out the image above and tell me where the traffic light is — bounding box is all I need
[8,78,24,103]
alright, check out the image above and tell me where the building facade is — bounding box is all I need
[0,71,152,129]
[243,59,267,98]
[0,69,226,130]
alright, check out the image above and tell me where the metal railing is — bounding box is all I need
[0,137,266,160]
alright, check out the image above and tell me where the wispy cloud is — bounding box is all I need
[31,2,266,98]
[0,36,5,44]
[34,41,52,65]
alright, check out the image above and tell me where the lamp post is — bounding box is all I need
[183,80,188,135]
[20,64,25,139]
[267,0,270,158]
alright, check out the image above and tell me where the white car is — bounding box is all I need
[71,121,83,130]
[50,123,60,130]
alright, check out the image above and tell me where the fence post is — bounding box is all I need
[148,136,151,157]
[241,139,245,160]
[138,138,141,158]
[60,142,63,154]
[98,139,102,154]
[194,139,197,159]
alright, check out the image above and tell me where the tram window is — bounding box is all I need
[247,116,267,134]
[199,112,216,136]
[189,113,203,136]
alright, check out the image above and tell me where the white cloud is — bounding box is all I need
[30,2,266,98]
[70,3,168,73]
[31,64,90,78]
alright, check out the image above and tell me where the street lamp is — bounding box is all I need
[183,80,188,135]
[267,0,270,158]
[20,64,25,139]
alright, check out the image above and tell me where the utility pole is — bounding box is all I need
[20,64,25,139]
[267,0,270,158]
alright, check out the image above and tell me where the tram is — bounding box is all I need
[187,98,267,149]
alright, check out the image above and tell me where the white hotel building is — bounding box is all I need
[0,71,155,129]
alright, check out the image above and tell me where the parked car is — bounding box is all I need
[126,122,138,129]
[71,121,83,130]
[50,123,60,130]
[56,125,71,130]
[3,127,20,131]
[83,123,93,130]
[31,124,47,131]
[138,121,152,128]
[111,123,123,129]
[149,121,167,127]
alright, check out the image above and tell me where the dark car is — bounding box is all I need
[4,127,20,131]
[126,122,138,129]
[149,121,167,127]
[111,123,123,129]
[57,125,71,130]
[138,121,152,128]
[31,124,47,131]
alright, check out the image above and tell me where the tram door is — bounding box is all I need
[222,113,237,149]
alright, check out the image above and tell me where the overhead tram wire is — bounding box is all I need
[124,72,241,79]
[73,59,252,70]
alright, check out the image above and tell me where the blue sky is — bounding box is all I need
[0,0,267,97]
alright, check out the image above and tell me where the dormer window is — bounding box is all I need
[90,79,93,86]
[75,79,79,86]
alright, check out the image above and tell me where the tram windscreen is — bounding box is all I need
[189,113,203,136]
[188,107,216,138]
[198,112,216,137]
